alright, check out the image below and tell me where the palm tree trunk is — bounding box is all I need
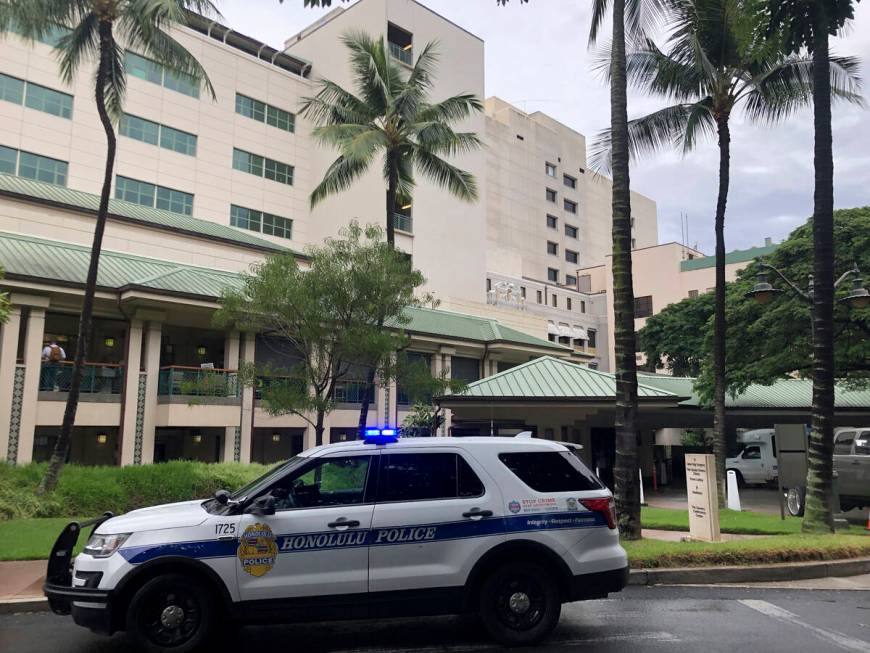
[39,20,116,493]
[356,155,400,436]
[609,0,641,540]
[712,115,730,509]
[803,13,835,534]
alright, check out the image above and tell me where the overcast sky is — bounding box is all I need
[213,0,870,254]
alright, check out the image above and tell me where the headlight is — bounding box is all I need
[83,532,131,558]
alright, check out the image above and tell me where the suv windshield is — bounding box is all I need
[230,456,304,500]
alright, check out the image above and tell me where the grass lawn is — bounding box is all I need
[0,517,86,561]
[624,533,870,569]
[641,506,868,536]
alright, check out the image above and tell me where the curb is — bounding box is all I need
[629,556,870,585]
[0,598,48,615]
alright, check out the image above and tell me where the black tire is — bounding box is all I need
[126,573,215,653]
[786,486,806,517]
[478,562,561,647]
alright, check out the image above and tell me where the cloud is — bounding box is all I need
[215,0,870,253]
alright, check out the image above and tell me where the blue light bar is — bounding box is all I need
[365,428,381,437]
[363,427,399,445]
[381,428,397,436]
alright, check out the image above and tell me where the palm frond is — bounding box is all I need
[55,10,99,86]
[394,39,438,124]
[310,152,376,208]
[418,94,483,124]
[99,37,127,122]
[589,0,609,46]
[412,146,478,202]
[299,80,376,126]
[623,37,709,101]
[414,123,482,157]
[341,30,393,115]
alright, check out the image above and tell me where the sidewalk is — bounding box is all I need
[0,560,45,601]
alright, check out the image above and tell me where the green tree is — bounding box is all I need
[215,223,425,446]
[756,0,863,532]
[0,265,10,325]
[299,31,482,434]
[0,0,216,492]
[638,291,715,377]
[592,0,861,507]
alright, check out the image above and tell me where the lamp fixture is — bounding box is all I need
[840,275,870,309]
[271,433,281,443]
[745,271,783,305]
[96,433,108,445]
[103,337,115,348]
[196,346,207,356]
[400,203,412,210]
[192,433,202,444]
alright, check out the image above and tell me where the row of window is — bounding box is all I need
[545,189,577,214]
[116,175,194,215]
[547,330,597,348]
[232,148,294,186]
[120,113,198,156]
[546,214,579,239]
[126,51,200,99]
[0,72,73,119]
[546,241,578,264]
[545,162,578,190]
[230,205,293,239]
[235,93,295,133]
[6,19,71,47]
[0,145,68,185]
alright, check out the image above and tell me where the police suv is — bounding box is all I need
[44,433,628,651]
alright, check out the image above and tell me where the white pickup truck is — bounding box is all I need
[726,429,778,486]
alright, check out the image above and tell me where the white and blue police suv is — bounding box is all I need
[44,433,628,651]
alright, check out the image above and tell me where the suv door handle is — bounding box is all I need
[328,518,360,529]
[462,509,493,519]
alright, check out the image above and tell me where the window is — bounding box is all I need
[231,205,293,239]
[635,295,653,318]
[834,432,855,456]
[580,300,586,313]
[856,432,870,456]
[451,356,481,383]
[564,199,577,214]
[119,114,159,145]
[125,51,199,98]
[7,20,71,47]
[498,452,603,492]
[743,446,761,460]
[536,290,543,304]
[520,286,526,298]
[270,455,371,510]
[116,176,193,215]
[567,297,573,310]
[688,289,699,299]
[587,329,597,348]
[631,217,636,228]
[546,188,557,203]
[4,148,68,185]
[545,162,557,177]
[547,268,559,283]
[631,238,637,249]
[160,124,197,156]
[378,453,484,502]
[563,174,576,189]
[546,214,557,229]
[24,82,73,118]
[0,73,24,104]
[566,274,577,286]
[551,294,557,308]
[565,224,578,238]
[547,241,558,255]
[486,278,492,292]
[233,148,293,186]
[235,93,295,133]
[387,22,413,66]
[565,249,578,264]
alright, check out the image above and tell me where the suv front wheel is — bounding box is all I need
[478,562,561,647]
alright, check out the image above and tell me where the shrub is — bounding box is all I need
[0,461,271,520]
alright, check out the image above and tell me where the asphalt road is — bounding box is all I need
[1,585,868,653]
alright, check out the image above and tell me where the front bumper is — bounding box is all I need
[569,565,630,601]
[44,582,114,634]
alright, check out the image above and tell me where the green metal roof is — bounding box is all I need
[0,173,295,254]
[679,243,778,272]
[0,231,562,351]
[454,356,682,401]
[637,373,870,410]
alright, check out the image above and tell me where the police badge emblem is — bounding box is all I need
[237,522,278,577]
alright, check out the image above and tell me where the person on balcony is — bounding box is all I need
[41,339,66,391]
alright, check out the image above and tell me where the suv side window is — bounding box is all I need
[269,455,372,510]
[743,446,761,460]
[834,433,855,456]
[856,432,870,455]
[498,451,603,492]
[378,453,485,502]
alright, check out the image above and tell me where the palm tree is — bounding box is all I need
[589,0,665,540]
[300,31,482,433]
[759,0,862,533]
[1,0,216,492]
[591,0,861,509]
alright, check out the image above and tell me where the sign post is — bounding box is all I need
[685,453,721,542]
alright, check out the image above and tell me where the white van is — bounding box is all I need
[726,429,778,486]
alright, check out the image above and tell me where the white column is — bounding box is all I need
[0,306,23,460]
[139,321,162,464]
[223,330,241,463]
[16,307,46,464]
[238,332,255,463]
[119,319,144,466]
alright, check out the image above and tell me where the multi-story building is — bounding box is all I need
[0,0,659,467]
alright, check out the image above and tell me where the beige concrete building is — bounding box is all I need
[0,0,660,466]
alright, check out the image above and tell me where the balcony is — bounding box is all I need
[40,362,123,395]
[392,212,413,233]
[158,366,239,399]
[388,41,413,66]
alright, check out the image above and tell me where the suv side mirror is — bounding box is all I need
[246,494,276,517]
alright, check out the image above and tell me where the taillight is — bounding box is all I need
[581,497,617,529]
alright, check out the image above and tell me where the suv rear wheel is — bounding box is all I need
[786,486,806,517]
[126,573,215,653]
[478,562,561,647]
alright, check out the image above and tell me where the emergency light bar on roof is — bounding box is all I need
[364,428,398,445]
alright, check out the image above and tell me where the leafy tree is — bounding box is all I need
[214,223,425,446]
[755,0,863,533]
[638,291,715,377]
[299,31,482,434]
[0,0,216,491]
[592,0,861,507]
[0,266,10,324]
[393,355,466,437]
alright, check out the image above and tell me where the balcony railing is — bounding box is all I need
[388,41,413,66]
[392,212,413,233]
[158,366,239,398]
[40,362,123,394]
[333,380,374,404]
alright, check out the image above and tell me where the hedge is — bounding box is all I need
[0,461,271,521]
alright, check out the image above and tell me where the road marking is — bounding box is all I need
[738,599,870,652]
[332,631,679,653]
